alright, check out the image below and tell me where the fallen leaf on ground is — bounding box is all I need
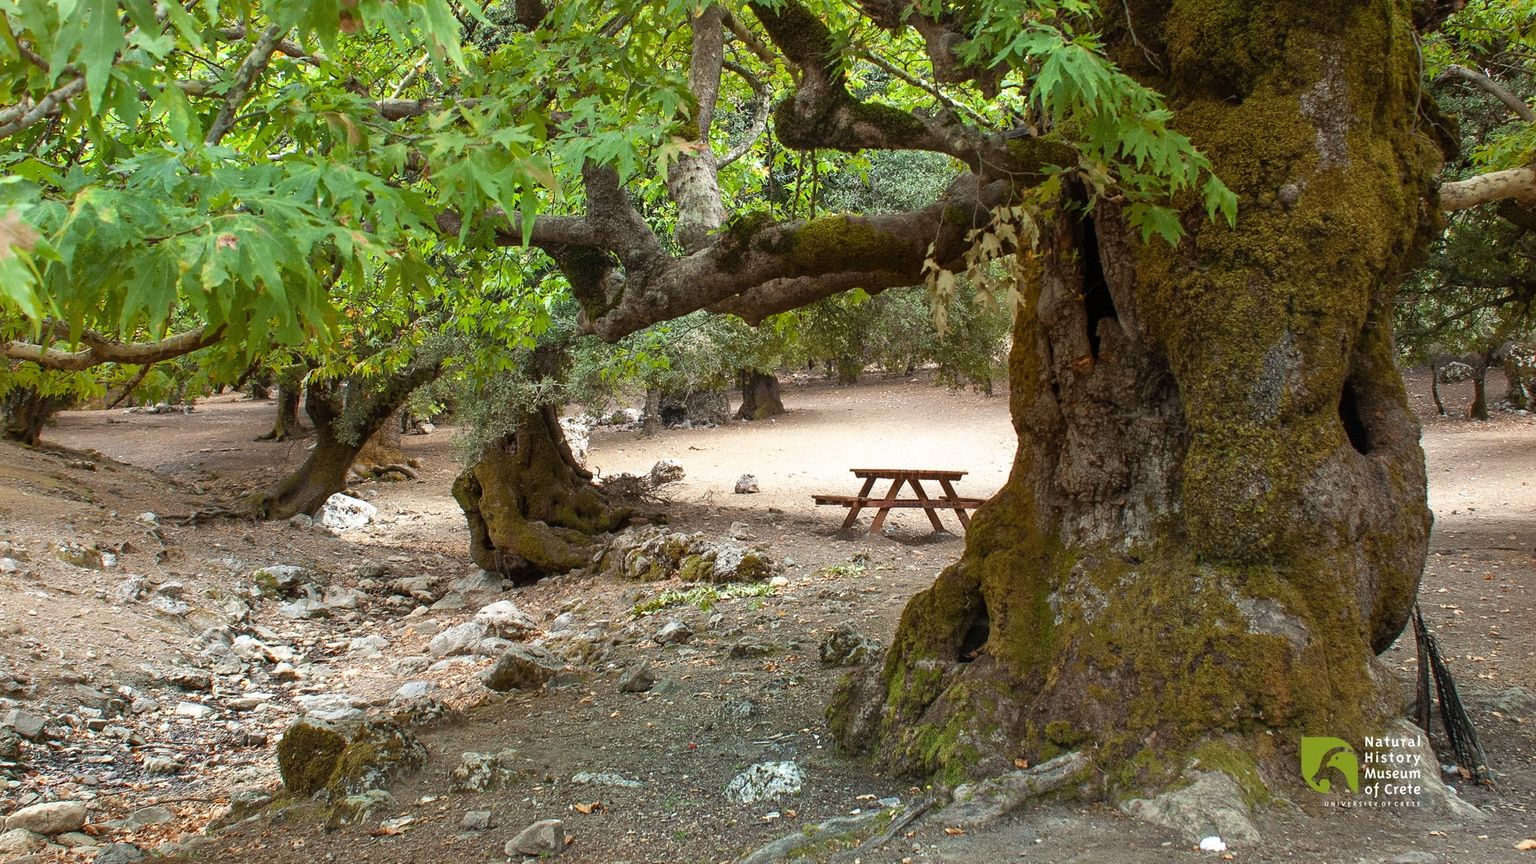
[1515,838,1536,851]
[944,827,965,836]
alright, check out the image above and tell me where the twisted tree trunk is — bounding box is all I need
[453,404,634,583]
[247,360,440,519]
[831,0,1437,797]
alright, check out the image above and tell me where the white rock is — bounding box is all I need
[0,828,45,854]
[394,681,433,700]
[4,800,88,835]
[278,597,327,619]
[230,635,273,661]
[429,621,490,658]
[725,761,804,804]
[1199,836,1227,852]
[474,600,536,638]
[350,634,390,655]
[173,702,216,720]
[321,585,364,610]
[318,493,377,532]
[506,818,564,856]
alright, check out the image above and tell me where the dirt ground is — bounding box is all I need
[0,370,1533,864]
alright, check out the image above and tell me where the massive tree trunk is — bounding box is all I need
[247,361,440,519]
[831,1,1438,797]
[453,404,634,583]
[1,387,71,445]
[735,368,785,420]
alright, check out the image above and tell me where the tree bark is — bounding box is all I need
[736,368,786,420]
[257,369,304,442]
[246,361,440,519]
[641,388,662,438]
[831,1,1436,794]
[453,404,634,583]
[1469,351,1490,421]
[1502,349,1530,410]
[1,387,71,445]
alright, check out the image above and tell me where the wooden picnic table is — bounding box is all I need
[813,468,984,534]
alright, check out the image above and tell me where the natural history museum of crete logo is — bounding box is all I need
[1301,734,1427,808]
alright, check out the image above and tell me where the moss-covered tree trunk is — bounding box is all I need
[1,387,71,445]
[453,404,634,583]
[831,1,1439,796]
[736,368,786,420]
[247,361,440,519]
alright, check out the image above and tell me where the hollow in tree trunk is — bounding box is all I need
[247,360,440,519]
[830,1,1437,798]
[736,368,786,420]
[453,404,635,583]
[1,387,71,445]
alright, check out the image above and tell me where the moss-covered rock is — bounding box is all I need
[596,527,782,583]
[276,721,347,798]
[275,719,426,805]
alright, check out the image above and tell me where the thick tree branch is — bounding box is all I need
[722,10,780,70]
[1439,64,1536,122]
[667,4,728,253]
[0,76,85,141]
[582,162,667,275]
[206,24,284,145]
[746,0,1062,177]
[578,175,1008,340]
[4,325,223,372]
[1440,165,1536,211]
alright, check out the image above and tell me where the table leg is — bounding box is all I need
[868,477,906,534]
[938,478,971,529]
[842,476,878,530]
[907,478,946,532]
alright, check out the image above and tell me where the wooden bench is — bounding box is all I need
[814,468,982,534]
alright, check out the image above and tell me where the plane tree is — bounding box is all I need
[7,0,1536,811]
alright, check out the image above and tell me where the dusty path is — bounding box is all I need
[0,371,1529,863]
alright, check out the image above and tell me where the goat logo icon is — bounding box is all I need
[1301,737,1360,794]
